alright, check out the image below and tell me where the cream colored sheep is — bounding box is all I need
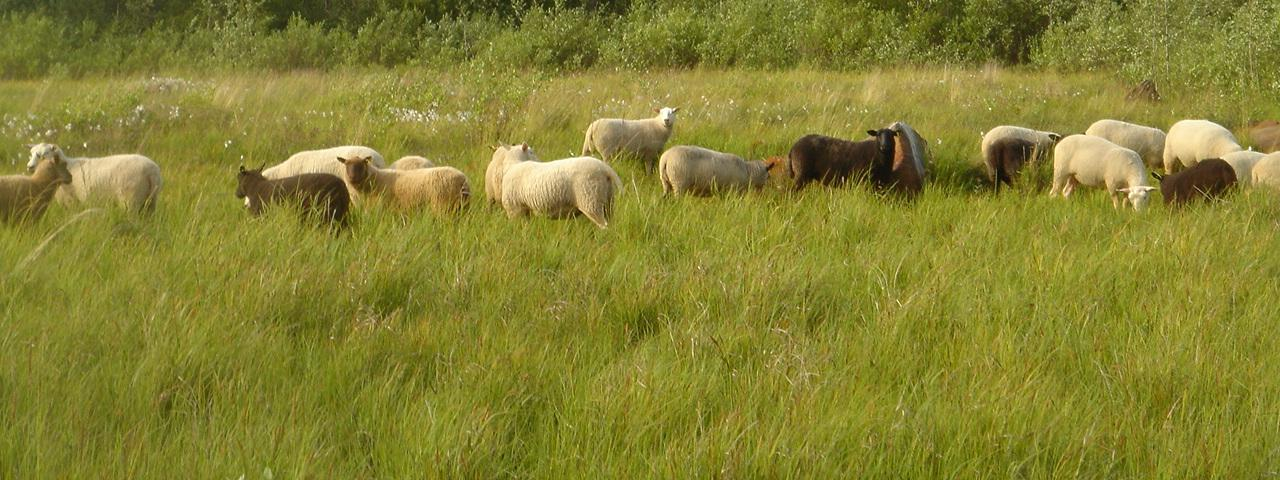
[26,143,162,213]
[1220,150,1265,186]
[582,107,678,170]
[484,144,521,205]
[1251,152,1280,190]
[390,156,436,170]
[980,126,1060,183]
[658,146,773,196]
[1163,120,1242,173]
[499,146,622,228]
[1084,119,1167,171]
[338,156,470,213]
[1051,135,1156,211]
[264,146,385,180]
[2,154,73,224]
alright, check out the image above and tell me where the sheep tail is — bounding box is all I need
[143,172,163,214]
[608,167,623,197]
[582,122,595,156]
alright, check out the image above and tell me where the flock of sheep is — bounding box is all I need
[6,108,1280,228]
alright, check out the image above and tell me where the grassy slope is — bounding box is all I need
[2,68,1279,478]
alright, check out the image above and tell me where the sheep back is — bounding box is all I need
[1163,120,1242,173]
[1052,135,1147,194]
[659,146,767,196]
[584,118,671,168]
[787,133,880,190]
[1160,158,1236,206]
[390,156,436,170]
[1220,151,1265,186]
[1085,119,1167,171]
[386,166,471,213]
[501,156,621,228]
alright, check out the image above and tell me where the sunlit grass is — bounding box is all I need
[2,68,1279,478]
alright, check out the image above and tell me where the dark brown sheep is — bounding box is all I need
[1127,79,1160,102]
[985,137,1038,191]
[1248,120,1280,153]
[1155,158,1236,207]
[234,166,350,228]
[787,129,896,191]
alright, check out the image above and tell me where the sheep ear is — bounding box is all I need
[336,156,347,164]
[239,165,247,173]
[671,107,679,113]
[1151,171,1165,181]
[653,108,660,113]
[1048,133,1063,142]
[867,130,878,137]
[521,143,529,152]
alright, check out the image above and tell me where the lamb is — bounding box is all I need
[485,144,518,205]
[1084,119,1167,171]
[1,154,73,224]
[1248,120,1280,153]
[581,107,678,170]
[390,156,436,170]
[1154,158,1236,207]
[658,146,774,196]
[26,143,162,213]
[1050,134,1157,211]
[498,144,622,228]
[1163,120,1242,173]
[980,126,1061,188]
[338,156,470,213]
[1251,152,1280,190]
[1220,150,1266,186]
[234,166,350,228]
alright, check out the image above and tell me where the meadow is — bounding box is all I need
[3,67,1280,478]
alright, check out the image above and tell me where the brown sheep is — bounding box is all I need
[786,129,896,191]
[1155,158,1236,207]
[985,137,1038,191]
[0,155,73,224]
[234,166,350,228]
[1249,120,1280,153]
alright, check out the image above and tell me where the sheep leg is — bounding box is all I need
[1049,171,1066,197]
[1061,178,1076,198]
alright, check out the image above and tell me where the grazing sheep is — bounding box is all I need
[786,129,896,191]
[887,121,927,197]
[1,155,73,224]
[234,167,350,228]
[1085,119,1167,171]
[338,156,470,213]
[1155,158,1236,207]
[1127,79,1161,102]
[985,137,1038,191]
[485,144,523,205]
[1251,152,1280,190]
[26,143,163,213]
[980,126,1061,187]
[1220,150,1266,186]
[1248,120,1280,153]
[499,145,622,228]
[390,156,436,170]
[1051,134,1157,211]
[1163,120,1243,173]
[582,107,679,170]
[658,146,774,196]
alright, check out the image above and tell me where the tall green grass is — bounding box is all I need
[2,68,1280,477]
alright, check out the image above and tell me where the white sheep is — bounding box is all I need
[485,144,518,205]
[2,153,73,223]
[499,145,622,228]
[1051,134,1157,211]
[1251,152,1280,190]
[390,156,436,170]
[582,107,679,169]
[263,145,385,180]
[1163,120,1242,173]
[26,143,162,213]
[658,145,773,196]
[337,156,470,213]
[1220,150,1265,186]
[1084,119,1167,171]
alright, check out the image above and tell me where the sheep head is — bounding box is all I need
[654,107,679,129]
[27,143,63,171]
[1119,186,1157,211]
[32,154,72,186]
[235,165,266,210]
[338,155,376,188]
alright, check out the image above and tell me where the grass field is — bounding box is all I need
[3,67,1280,478]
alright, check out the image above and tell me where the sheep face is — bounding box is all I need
[867,128,898,164]
[33,155,72,186]
[655,107,679,129]
[235,166,267,213]
[338,156,375,188]
[1120,186,1157,211]
[27,143,63,171]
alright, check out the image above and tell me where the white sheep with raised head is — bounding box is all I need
[1163,120,1242,173]
[1051,134,1156,211]
[582,107,679,170]
[390,156,436,170]
[26,143,162,213]
[658,145,773,196]
[498,144,622,229]
[1085,119,1167,171]
[338,156,470,214]
[1220,150,1265,186]
[3,153,73,223]
[1251,152,1280,190]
